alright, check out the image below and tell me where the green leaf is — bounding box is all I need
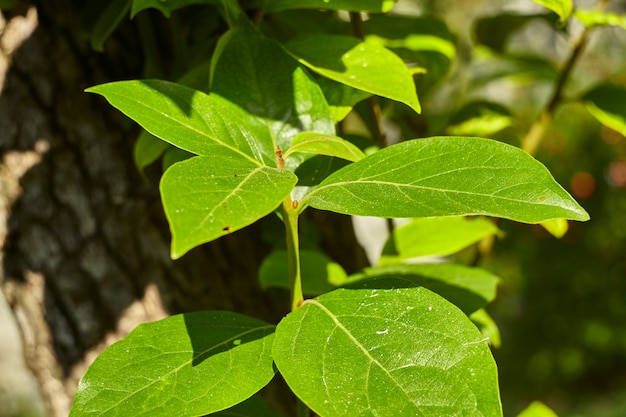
[211,395,287,417]
[540,218,569,238]
[284,132,366,163]
[131,0,218,18]
[531,0,572,22]
[344,263,499,314]
[315,76,372,122]
[446,101,513,137]
[161,154,297,259]
[70,311,276,417]
[284,34,421,114]
[304,136,590,223]
[471,52,558,87]
[516,401,559,417]
[211,19,334,170]
[470,309,501,349]
[259,249,348,295]
[273,287,503,416]
[134,130,170,173]
[87,80,275,166]
[162,146,193,171]
[473,13,557,53]
[262,0,396,14]
[364,16,456,94]
[90,0,131,52]
[574,9,626,29]
[381,216,499,262]
[582,82,626,137]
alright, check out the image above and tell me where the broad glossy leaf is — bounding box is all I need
[344,263,499,314]
[161,154,297,259]
[212,395,287,417]
[473,13,557,53]
[87,80,276,166]
[70,311,275,417]
[574,9,626,29]
[273,287,503,416]
[285,34,421,114]
[516,401,559,417]
[284,132,366,163]
[211,19,334,170]
[262,0,396,14]
[582,83,626,137]
[90,0,131,52]
[259,249,348,295]
[304,136,589,224]
[381,216,499,262]
[531,0,572,22]
[131,0,217,17]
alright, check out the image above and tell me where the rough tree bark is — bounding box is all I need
[0,2,368,416]
[0,1,277,415]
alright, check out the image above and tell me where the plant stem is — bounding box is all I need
[283,198,303,312]
[521,2,609,155]
[349,11,387,148]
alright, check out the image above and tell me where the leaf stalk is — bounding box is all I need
[283,198,303,312]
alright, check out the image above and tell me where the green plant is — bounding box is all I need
[69,0,626,415]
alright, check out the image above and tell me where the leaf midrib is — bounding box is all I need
[306,180,570,208]
[305,299,427,416]
[106,88,262,166]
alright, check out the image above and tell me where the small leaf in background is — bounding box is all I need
[470,308,502,349]
[540,218,569,238]
[161,154,297,259]
[582,82,626,137]
[211,19,334,167]
[134,130,170,173]
[285,34,421,114]
[87,80,276,165]
[211,394,287,417]
[574,9,626,29]
[273,287,503,417]
[284,132,366,163]
[90,0,131,52]
[131,0,218,18]
[259,249,348,295]
[315,76,372,122]
[304,136,590,224]
[162,146,194,171]
[364,15,456,94]
[345,263,499,314]
[446,101,513,137]
[262,0,396,14]
[380,216,499,262]
[70,312,276,417]
[471,51,558,87]
[516,401,559,417]
[473,13,557,53]
[531,0,572,23]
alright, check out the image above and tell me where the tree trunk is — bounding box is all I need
[0,2,286,415]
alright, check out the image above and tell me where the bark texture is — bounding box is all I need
[0,2,283,415]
